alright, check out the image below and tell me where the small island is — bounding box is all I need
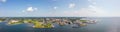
[0,18,6,22]
[8,19,24,25]
[5,17,96,28]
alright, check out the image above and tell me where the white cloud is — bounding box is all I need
[92,2,96,5]
[69,3,75,8]
[34,8,38,11]
[88,0,96,5]
[53,6,57,10]
[27,7,34,12]
[23,7,38,12]
[89,5,96,8]
[61,6,109,17]
[47,0,109,17]
[0,0,6,2]
[22,10,25,12]
[88,0,96,2]
[62,8,96,17]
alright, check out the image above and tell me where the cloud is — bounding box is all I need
[27,7,34,12]
[89,5,96,9]
[23,7,38,12]
[88,0,96,5]
[53,6,58,10]
[0,0,6,2]
[62,8,95,17]
[54,3,110,17]
[92,2,96,5]
[47,8,98,17]
[88,0,96,2]
[47,0,109,17]
[69,3,75,8]
[87,0,109,17]
[34,8,38,10]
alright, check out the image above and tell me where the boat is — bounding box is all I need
[71,24,80,28]
[87,20,97,24]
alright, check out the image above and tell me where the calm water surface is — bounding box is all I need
[0,17,119,32]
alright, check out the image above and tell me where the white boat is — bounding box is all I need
[87,20,97,24]
[71,24,80,28]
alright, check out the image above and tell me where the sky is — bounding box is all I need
[0,0,120,17]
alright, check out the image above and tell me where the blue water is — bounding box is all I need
[0,17,119,32]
